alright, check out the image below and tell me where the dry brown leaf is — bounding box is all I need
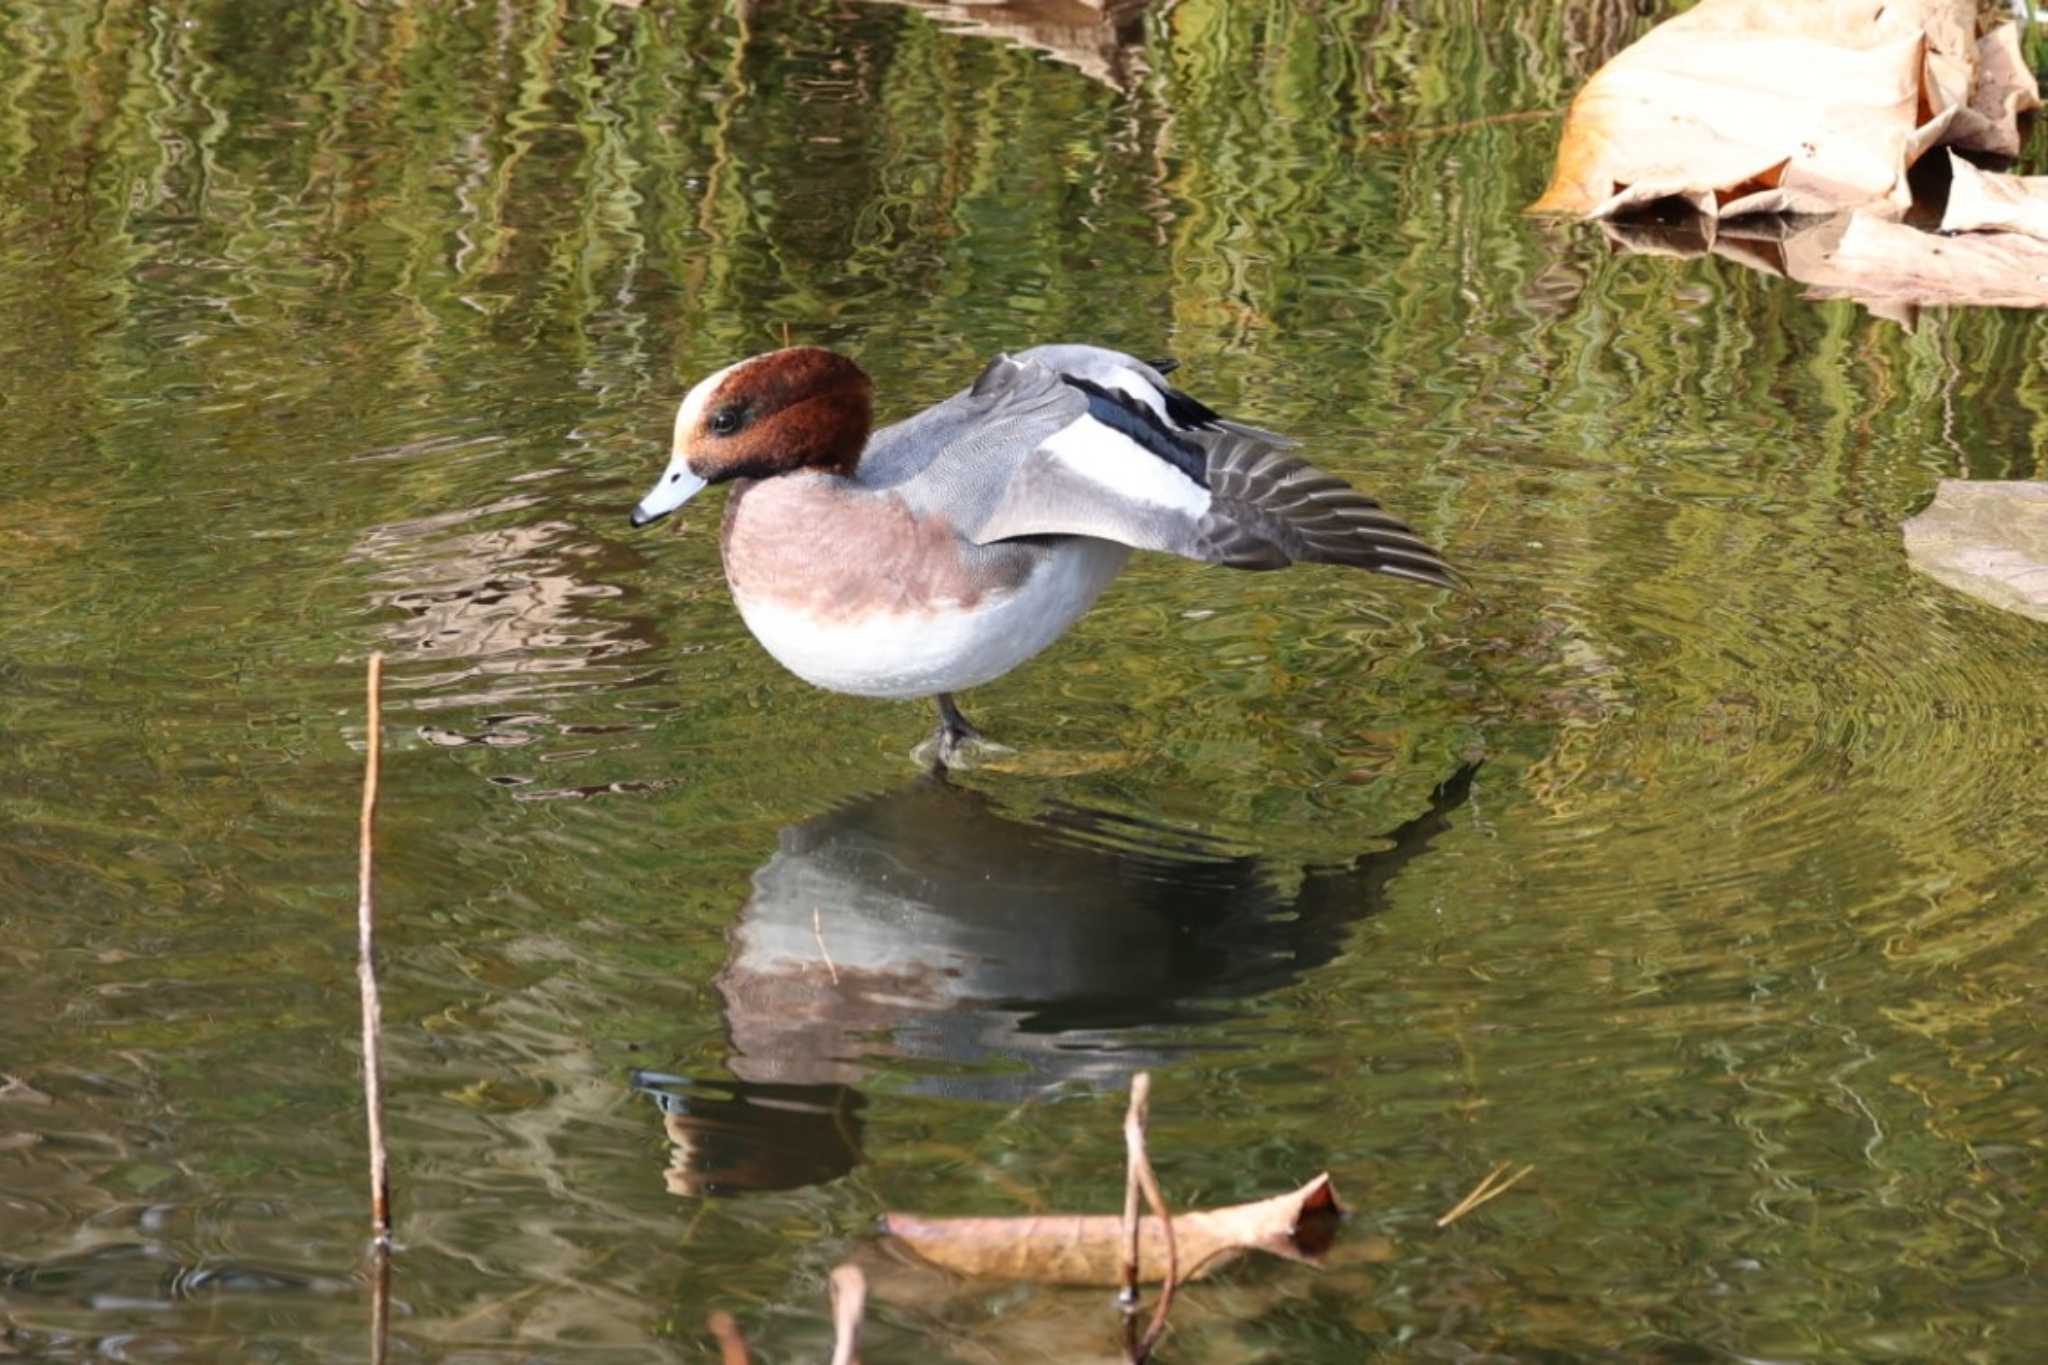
[881,1173,1342,1286]
[1531,0,2040,222]
[1904,481,2048,624]
[1795,211,2048,310]
[847,1237,1333,1365]
[1959,20,2039,158]
[1604,207,2048,319]
[1941,151,2048,240]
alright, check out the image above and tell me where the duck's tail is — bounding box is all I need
[1190,430,1460,590]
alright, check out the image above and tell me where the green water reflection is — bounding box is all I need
[3,0,2046,1359]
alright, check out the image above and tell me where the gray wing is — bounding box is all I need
[876,347,1457,591]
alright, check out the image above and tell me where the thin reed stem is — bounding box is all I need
[358,653,391,1243]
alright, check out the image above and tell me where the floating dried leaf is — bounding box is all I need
[1532,0,2040,222]
[1603,209,2048,319]
[1941,153,2048,240]
[1798,212,2048,311]
[882,1174,1342,1286]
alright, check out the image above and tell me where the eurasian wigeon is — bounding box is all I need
[630,344,1455,764]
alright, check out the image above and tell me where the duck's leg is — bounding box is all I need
[911,693,1015,769]
[930,692,982,768]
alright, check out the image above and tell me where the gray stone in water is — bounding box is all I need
[1902,480,2048,624]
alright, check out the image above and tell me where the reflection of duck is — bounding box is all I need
[636,763,1476,1194]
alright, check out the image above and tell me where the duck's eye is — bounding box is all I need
[708,405,746,437]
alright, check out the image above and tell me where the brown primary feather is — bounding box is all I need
[1193,431,1458,589]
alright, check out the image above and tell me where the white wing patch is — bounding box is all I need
[1039,415,1212,518]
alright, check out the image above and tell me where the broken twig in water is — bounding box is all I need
[703,1266,861,1365]
[357,652,392,1365]
[367,1241,391,1365]
[1436,1161,1534,1227]
[1119,1083,1143,1304]
[1120,1073,1178,1363]
[813,906,839,985]
[358,653,392,1244]
[698,1078,1341,1357]
[706,1310,752,1365]
[828,1263,866,1365]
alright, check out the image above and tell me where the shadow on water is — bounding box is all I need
[635,762,1477,1194]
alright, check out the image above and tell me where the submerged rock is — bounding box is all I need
[1903,480,2048,623]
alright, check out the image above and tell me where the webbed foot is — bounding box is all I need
[912,693,1014,771]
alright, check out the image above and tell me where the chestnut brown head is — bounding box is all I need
[630,347,874,527]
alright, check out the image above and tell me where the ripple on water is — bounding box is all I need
[1485,491,2047,964]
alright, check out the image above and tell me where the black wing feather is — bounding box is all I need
[1058,375,1209,487]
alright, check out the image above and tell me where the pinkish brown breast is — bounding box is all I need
[719,473,1035,623]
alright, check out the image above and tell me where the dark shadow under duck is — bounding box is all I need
[634,760,1477,1195]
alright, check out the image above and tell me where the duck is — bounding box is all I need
[629,344,1456,765]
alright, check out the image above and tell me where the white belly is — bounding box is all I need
[732,538,1130,698]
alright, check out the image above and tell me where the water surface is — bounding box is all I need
[3,1,2046,1360]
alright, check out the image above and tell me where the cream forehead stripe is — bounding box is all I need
[673,358,743,445]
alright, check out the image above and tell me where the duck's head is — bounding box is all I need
[630,347,874,528]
